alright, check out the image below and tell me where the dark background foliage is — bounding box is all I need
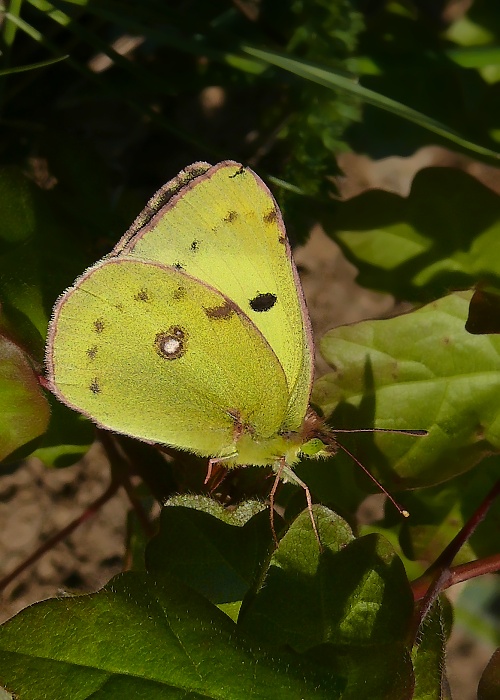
[1,1,500,698]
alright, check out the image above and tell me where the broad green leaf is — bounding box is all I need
[314,291,500,488]
[478,648,500,700]
[391,455,500,565]
[240,506,414,698]
[242,47,500,161]
[0,570,342,699]
[146,499,273,618]
[411,602,447,700]
[328,167,500,302]
[0,334,49,463]
[447,45,500,70]
[240,507,412,649]
[384,458,500,565]
[396,483,475,567]
[293,450,368,527]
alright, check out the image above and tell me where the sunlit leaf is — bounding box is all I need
[314,291,500,488]
[327,168,500,302]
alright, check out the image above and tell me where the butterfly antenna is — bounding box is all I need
[335,440,410,518]
[333,428,427,436]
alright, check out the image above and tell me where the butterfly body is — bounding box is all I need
[46,161,317,471]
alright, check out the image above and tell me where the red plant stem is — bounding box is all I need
[120,473,156,539]
[412,552,500,601]
[409,476,500,639]
[424,477,500,580]
[99,431,155,538]
[0,479,120,593]
[448,552,500,585]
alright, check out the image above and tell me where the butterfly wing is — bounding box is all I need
[46,257,290,457]
[114,161,314,432]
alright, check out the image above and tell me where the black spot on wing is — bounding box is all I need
[191,240,199,251]
[263,208,277,225]
[89,378,100,394]
[229,165,245,179]
[173,286,186,301]
[204,300,235,320]
[174,262,184,271]
[134,288,151,302]
[224,211,238,223]
[250,293,277,313]
[87,345,98,360]
[93,318,105,333]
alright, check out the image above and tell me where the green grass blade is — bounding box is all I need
[0,54,68,75]
[243,45,500,161]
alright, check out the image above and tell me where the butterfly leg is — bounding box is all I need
[278,462,322,550]
[204,454,238,492]
[204,458,216,485]
[291,471,322,549]
[269,459,285,547]
[270,460,322,550]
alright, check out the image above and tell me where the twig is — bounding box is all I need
[409,476,500,641]
[0,478,120,593]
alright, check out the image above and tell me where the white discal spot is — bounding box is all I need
[155,326,186,360]
[162,337,181,356]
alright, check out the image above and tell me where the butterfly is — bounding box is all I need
[45,161,335,539]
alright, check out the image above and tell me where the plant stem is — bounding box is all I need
[0,478,120,593]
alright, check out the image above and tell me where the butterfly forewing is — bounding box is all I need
[116,161,314,431]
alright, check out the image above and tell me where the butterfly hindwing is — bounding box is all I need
[46,258,291,457]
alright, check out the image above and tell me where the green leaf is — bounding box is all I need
[478,648,500,700]
[314,291,500,488]
[146,498,273,618]
[0,570,342,699]
[0,334,49,463]
[391,455,500,565]
[396,480,474,566]
[240,506,414,698]
[328,167,500,302]
[0,163,93,359]
[411,602,447,700]
[0,54,68,76]
[240,507,412,648]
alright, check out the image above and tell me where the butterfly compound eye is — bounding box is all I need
[155,327,187,360]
